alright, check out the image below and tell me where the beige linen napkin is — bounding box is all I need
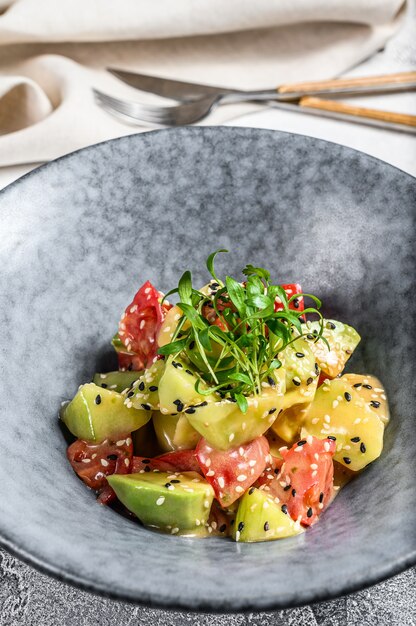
[0,0,406,166]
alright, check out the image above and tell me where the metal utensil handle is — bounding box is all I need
[278,71,416,96]
[299,96,416,128]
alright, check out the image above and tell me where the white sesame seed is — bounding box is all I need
[263,501,270,509]
[381,394,387,400]
[237,474,247,482]
[217,477,225,489]
[139,320,145,330]
[156,496,165,506]
[130,305,138,313]
[228,433,235,443]
[99,374,107,379]
[241,422,246,431]
[239,447,245,456]
[318,502,324,510]
[310,463,318,470]
[195,519,201,526]
[116,440,126,446]
[235,485,244,493]
[101,459,109,467]
[248,459,257,467]
[211,521,217,530]
[144,287,151,294]
[192,478,201,483]
[81,459,91,464]
[363,417,369,423]
[235,530,241,542]
[343,445,351,451]
[324,442,330,452]
[171,527,179,534]
[374,387,384,393]
[324,414,331,423]
[353,418,361,425]
[124,458,130,467]
[279,480,287,487]
[314,453,319,460]
[205,458,211,467]
[312,470,317,477]
[279,446,288,453]
[204,500,210,508]
[206,470,215,477]
[332,400,339,409]
[306,435,313,445]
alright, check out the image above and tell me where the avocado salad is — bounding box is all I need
[61,251,389,542]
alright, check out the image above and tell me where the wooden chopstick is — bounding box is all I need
[278,71,416,95]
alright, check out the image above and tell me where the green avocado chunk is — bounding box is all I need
[93,370,143,393]
[301,376,385,471]
[305,319,360,378]
[61,383,151,442]
[107,471,214,533]
[232,488,304,542]
[279,337,319,409]
[185,368,286,450]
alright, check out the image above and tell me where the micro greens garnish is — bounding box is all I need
[158,250,327,413]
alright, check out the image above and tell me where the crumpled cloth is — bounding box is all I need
[0,0,406,166]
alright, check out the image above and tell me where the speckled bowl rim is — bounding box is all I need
[0,127,415,613]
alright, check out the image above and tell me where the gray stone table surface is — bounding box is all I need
[1,3,415,626]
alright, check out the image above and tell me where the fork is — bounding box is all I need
[93,71,416,133]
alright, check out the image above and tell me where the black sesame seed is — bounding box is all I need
[268,408,277,415]
[297,440,307,446]
[292,378,301,386]
[283,484,291,491]
[306,377,313,385]
[176,402,184,412]
[292,489,296,497]
[267,376,276,387]
[353,383,362,388]
[295,352,305,358]
[211,282,220,288]
[196,401,208,407]
[363,384,372,389]
[326,321,336,330]
[351,437,361,443]
[370,400,380,408]
[144,465,151,472]
[307,334,314,340]
[248,487,255,495]
[189,341,195,350]
[185,370,194,376]
[307,507,313,518]
[360,442,367,453]
[293,298,300,309]
[319,492,324,503]
[127,364,133,371]
[281,505,288,514]
[142,459,151,464]
[107,454,118,461]
[327,436,337,441]
[238,521,245,532]
[299,317,306,324]
[101,383,108,388]
[170,479,180,483]
[138,381,145,391]
[343,457,352,465]
[315,363,319,375]
[274,468,280,475]
[149,386,158,392]
[95,394,101,405]
[185,407,196,414]
[165,482,172,488]
[264,521,270,531]
[219,524,227,533]
[141,403,152,411]
[127,391,134,398]
[230,519,235,526]
[344,392,352,402]
[173,399,182,406]
[345,349,352,355]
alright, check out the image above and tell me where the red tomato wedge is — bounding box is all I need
[67,437,133,504]
[196,436,270,507]
[118,281,171,370]
[274,283,304,317]
[131,449,200,474]
[263,436,336,526]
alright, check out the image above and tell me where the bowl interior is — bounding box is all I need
[0,127,415,611]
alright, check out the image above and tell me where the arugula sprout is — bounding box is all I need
[158,251,325,412]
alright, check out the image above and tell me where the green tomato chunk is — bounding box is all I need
[305,319,360,378]
[93,370,143,393]
[186,369,286,450]
[232,488,304,542]
[107,471,214,534]
[279,337,319,409]
[301,376,385,471]
[61,383,151,442]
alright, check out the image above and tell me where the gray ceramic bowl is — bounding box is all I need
[0,127,415,612]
